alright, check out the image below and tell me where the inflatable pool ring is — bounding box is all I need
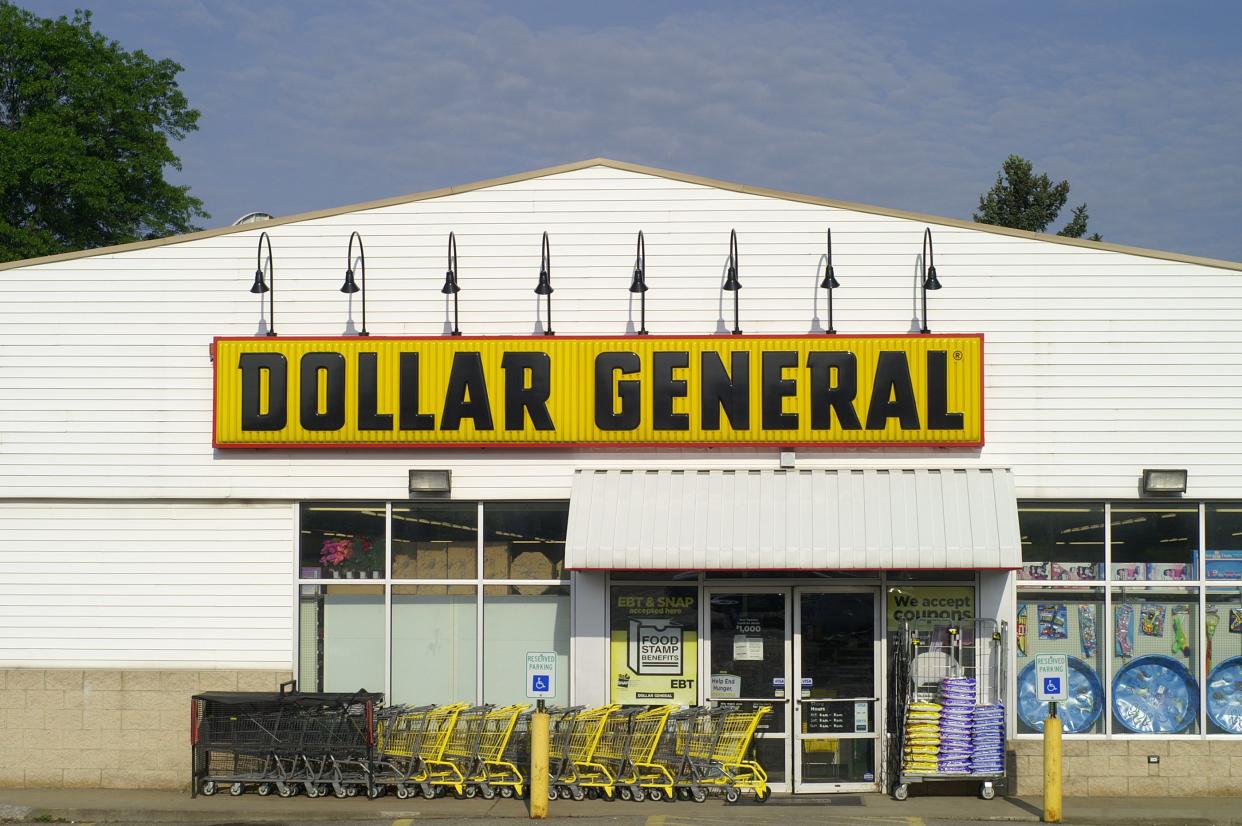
[1112,654,1198,734]
[1017,656,1104,733]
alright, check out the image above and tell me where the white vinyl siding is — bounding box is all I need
[0,502,293,667]
[1,165,1239,501]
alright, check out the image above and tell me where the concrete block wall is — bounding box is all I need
[0,668,292,790]
[1011,739,1242,797]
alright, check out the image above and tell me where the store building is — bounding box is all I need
[1,159,1241,796]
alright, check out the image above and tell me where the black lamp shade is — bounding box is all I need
[723,265,740,291]
[629,267,648,293]
[442,270,460,295]
[250,269,269,294]
[340,268,360,294]
[820,264,840,290]
[535,269,553,295]
[924,264,942,291]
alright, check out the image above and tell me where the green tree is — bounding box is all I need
[0,3,207,262]
[974,154,1100,241]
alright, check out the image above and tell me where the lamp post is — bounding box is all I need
[535,231,554,335]
[920,227,942,334]
[630,230,648,335]
[340,231,369,336]
[820,227,840,334]
[443,231,461,335]
[723,229,741,335]
[250,231,276,336]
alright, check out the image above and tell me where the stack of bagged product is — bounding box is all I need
[970,703,1006,774]
[902,701,942,774]
[937,677,976,773]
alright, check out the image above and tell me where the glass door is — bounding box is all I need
[704,589,790,791]
[793,588,881,793]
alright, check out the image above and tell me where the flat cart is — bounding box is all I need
[889,618,1008,801]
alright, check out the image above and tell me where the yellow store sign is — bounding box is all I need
[212,335,982,448]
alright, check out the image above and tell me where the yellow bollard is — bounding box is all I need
[530,706,549,819]
[1043,706,1062,823]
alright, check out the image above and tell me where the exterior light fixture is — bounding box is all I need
[920,227,942,334]
[630,230,648,335]
[409,469,451,495]
[535,231,554,336]
[251,231,276,336]
[1141,469,1187,496]
[341,231,368,336]
[820,227,840,334]
[723,229,741,335]
[443,231,461,336]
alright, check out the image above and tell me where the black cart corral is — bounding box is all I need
[190,682,382,799]
[888,619,1008,801]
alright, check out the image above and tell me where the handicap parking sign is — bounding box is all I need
[1035,654,1068,702]
[526,652,556,699]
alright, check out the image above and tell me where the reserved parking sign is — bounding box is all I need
[1035,654,1069,702]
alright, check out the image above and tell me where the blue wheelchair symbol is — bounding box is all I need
[532,674,550,692]
[1043,677,1062,695]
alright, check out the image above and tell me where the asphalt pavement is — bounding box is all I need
[1,787,1241,826]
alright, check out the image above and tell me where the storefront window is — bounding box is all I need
[1015,587,1105,734]
[299,502,386,579]
[1018,503,1104,581]
[392,502,477,579]
[1110,505,1198,581]
[1111,586,1200,734]
[609,585,699,706]
[1206,588,1242,735]
[483,585,570,705]
[484,503,567,580]
[391,584,477,705]
[1206,504,1242,581]
[298,584,384,693]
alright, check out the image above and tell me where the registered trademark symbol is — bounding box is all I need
[953,350,963,361]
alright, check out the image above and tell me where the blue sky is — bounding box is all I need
[21,0,1242,261]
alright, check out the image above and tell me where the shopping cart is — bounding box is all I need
[548,705,618,800]
[593,704,677,801]
[403,703,468,799]
[371,704,435,798]
[466,704,529,799]
[701,704,771,803]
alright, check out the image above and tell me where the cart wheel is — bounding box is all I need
[256,783,271,797]
[980,782,996,801]
[345,785,358,797]
[366,785,383,799]
[464,785,477,799]
[676,787,691,801]
[649,788,664,802]
[571,787,586,801]
[691,787,707,803]
[499,786,514,798]
[395,785,410,800]
[277,783,294,798]
[480,784,496,800]
[334,785,348,799]
[755,787,771,804]
[229,782,245,797]
[632,787,646,802]
[200,780,217,796]
[560,786,573,800]
[893,783,909,801]
[618,786,632,801]
[305,786,318,799]
[724,787,740,804]
[549,787,560,801]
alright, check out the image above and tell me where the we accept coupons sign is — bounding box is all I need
[887,585,976,630]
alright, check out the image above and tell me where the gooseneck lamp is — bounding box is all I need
[820,227,841,334]
[341,231,369,336]
[723,229,741,335]
[251,231,276,336]
[535,231,554,335]
[630,230,648,335]
[920,227,942,334]
[443,231,461,335]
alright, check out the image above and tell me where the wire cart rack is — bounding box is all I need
[889,618,1008,801]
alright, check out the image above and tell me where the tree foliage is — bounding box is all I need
[974,154,1100,241]
[0,3,207,262]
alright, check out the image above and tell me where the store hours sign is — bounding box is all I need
[212,335,983,448]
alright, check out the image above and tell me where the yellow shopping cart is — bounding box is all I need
[548,704,619,800]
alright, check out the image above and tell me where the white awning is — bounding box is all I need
[565,468,1020,571]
